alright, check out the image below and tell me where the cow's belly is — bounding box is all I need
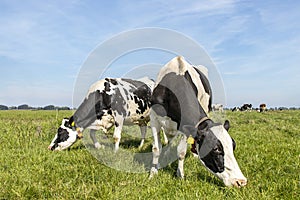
[87,115,114,132]
[123,109,150,125]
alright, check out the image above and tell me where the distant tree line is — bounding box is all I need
[224,107,300,111]
[0,104,72,110]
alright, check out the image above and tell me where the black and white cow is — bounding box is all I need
[240,104,252,111]
[149,56,247,187]
[48,77,154,151]
[212,104,224,112]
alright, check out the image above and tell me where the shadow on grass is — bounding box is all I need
[155,152,225,188]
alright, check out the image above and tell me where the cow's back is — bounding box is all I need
[155,56,212,113]
[72,77,153,129]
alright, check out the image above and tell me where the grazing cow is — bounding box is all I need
[240,104,252,111]
[259,103,267,112]
[149,56,247,187]
[48,77,154,151]
[212,104,224,112]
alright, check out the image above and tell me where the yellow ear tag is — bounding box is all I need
[187,136,194,144]
[71,121,75,127]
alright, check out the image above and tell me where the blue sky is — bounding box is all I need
[1,0,299,108]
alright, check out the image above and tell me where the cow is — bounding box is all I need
[259,103,267,112]
[240,104,252,111]
[48,77,155,152]
[212,104,224,112]
[149,56,247,187]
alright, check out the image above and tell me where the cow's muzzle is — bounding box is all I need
[232,179,247,188]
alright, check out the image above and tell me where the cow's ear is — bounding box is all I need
[182,125,198,138]
[224,120,230,131]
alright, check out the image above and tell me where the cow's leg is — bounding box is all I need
[177,134,187,179]
[89,129,103,149]
[149,117,162,178]
[113,115,124,152]
[139,125,147,149]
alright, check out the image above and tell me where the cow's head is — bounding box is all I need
[185,119,247,187]
[48,118,80,151]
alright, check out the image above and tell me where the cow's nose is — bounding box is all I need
[47,146,52,150]
[233,179,247,188]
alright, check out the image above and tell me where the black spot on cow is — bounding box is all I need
[184,71,198,96]
[71,90,112,129]
[115,121,119,127]
[111,87,127,116]
[104,81,111,92]
[124,89,129,100]
[151,72,207,130]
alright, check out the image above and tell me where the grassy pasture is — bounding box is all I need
[0,110,299,199]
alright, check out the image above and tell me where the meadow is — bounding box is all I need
[0,110,299,199]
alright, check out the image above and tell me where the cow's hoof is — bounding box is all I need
[176,169,184,179]
[149,167,158,179]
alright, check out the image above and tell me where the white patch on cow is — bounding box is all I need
[86,79,106,97]
[137,76,155,91]
[207,125,247,187]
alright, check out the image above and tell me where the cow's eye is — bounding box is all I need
[213,144,224,156]
[214,147,221,153]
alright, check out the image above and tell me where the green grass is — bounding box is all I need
[0,110,299,199]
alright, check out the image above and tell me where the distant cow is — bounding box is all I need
[259,104,267,112]
[212,104,223,112]
[240,104,252,111]
[149,56,247,187]
[48,77,154,151]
